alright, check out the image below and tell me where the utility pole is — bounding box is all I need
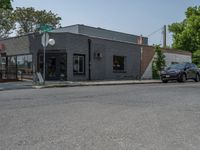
[163,25,167,48]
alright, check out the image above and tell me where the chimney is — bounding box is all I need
[137,35,143,44]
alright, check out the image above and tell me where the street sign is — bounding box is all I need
[41,33,49,47]
[39,24,53,32]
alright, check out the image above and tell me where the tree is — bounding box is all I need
[168,6,200,53]
[0,0,12,10]
[192,50,200,67]
[13,7,61,35]
[0,9,15,38]
[152,45,166,79]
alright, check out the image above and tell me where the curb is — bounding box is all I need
[32,80,161,89]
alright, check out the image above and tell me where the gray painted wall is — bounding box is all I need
[1,32,141,81]
[30,32,141,81]
[90,37,141,80]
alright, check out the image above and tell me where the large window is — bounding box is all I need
[0,57,6,70]
[17,54,33,79]
[73,54,85,75]
[7,56,17,72]
[113,55,126,72]
[0,54,32,80]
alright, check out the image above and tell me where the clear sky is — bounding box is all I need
[12,0,199,46]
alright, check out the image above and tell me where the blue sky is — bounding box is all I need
[13,0,199,46]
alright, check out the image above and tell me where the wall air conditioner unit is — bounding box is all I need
[94,52,103,59]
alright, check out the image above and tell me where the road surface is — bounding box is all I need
[0,82,200,150]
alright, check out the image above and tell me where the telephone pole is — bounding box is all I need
[163,25,167,48]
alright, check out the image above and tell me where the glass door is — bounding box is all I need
[38,53,67,80]
[47,56,57,80]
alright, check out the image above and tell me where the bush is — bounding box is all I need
[152,45,166,79]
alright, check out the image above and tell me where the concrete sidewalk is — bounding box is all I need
[0,80,161,91]
[0,80,33,91]
[33,80,161,89]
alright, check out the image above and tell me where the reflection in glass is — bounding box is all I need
[17,54,33,79]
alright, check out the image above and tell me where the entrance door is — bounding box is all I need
[38,53,67,80]
[46,56,58,80]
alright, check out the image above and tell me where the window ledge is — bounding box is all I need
[73,73,86,76]
[113,70,126,73]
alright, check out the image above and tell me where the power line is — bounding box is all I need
[147,27,163,37]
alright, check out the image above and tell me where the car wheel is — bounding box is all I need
[179,74,186,82]
[195,74,200,82]
[162,79,168,83]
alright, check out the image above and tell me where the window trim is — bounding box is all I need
[73,54,86,75]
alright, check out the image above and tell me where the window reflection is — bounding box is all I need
[8,56,17,78]
[0,54,33,80]
[17,55,33,79]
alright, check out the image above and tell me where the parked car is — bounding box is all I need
[160,62,200,83]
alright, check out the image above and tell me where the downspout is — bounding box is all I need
[88,39,91,80]
[140,46,143,80]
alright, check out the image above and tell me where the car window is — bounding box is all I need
[168,63,185,70]
[185,63,190,69]
[191,63,197,69]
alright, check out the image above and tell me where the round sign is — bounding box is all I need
[48,39,55,46]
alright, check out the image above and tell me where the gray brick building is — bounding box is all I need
[0,25,191,82]
[0,25,144,81]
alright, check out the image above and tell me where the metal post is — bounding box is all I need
[43,32,46,84]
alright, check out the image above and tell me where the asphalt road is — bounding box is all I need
[0,82,200,150]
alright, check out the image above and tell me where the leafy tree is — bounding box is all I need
[192,50,200,67]
[0,9,15,38]
[13,7,61,35]
[168,6,200,53]
[0,0,12,10]
[152,45,166,79]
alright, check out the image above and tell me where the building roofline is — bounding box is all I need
[0,32,34,41]
[54,24,148,39]
[0,31,191,56]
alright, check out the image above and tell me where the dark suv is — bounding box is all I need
[160,62,200,83]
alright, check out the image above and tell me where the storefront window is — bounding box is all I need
[17,54,33,79]
[0,57,6,79]
[0,57,6,70]
[7,56,17,79]
[8,56,17,66]
[73,54,85,75]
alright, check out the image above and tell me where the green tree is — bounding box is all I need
[152,45,166,79]
[192,50,200,67]
[0,9,15,38]
[0,0,12,10]
[168,6,200,53]
[13,7,61,35]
